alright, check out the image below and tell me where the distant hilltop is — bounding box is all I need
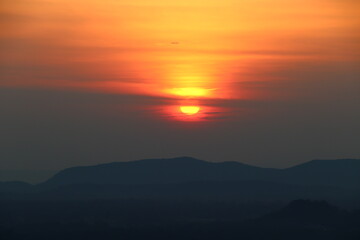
[41,157,360,189]
[1,157,359,203]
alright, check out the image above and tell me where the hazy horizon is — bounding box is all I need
[1,156,359,184]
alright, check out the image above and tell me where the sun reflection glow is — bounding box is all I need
[180,106,200,115]
[166,88,213,97]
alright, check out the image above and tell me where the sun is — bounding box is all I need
[179,106,200,115]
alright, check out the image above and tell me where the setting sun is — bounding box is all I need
[179,106,201,115]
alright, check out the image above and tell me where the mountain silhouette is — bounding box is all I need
[280,159,360,188]
[42,157,360,189]
[42,157,279,186]
[1,157,359,203]
[32,180,353,202]
[1,157,359,240]
[0,181,32,193]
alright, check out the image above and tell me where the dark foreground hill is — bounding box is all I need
[0,199,359,240]
[1,157,360,240]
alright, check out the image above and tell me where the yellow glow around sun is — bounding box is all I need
[180,106,200,115]
[167,88,213,97]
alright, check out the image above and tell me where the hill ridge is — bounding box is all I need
[40,157,360,189]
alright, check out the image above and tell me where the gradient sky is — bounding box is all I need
[1,0,359,171]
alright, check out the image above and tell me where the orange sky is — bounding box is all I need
[1,0,359,101]
[1,0,360,168]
